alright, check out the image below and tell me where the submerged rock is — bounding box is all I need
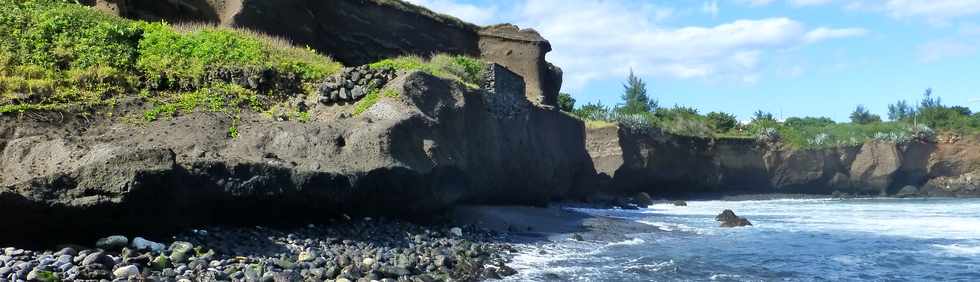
[716,209,752,228]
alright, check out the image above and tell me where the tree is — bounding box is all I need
[920,88,942,110]
[557,93,576,112]
[784,116,835,128]
[616,70,657,114]
[850,105,881,124]
[706,112,738,132]
[752,110,775,123]
[887,100,914,121]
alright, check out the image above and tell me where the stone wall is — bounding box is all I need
[317,66,397,105]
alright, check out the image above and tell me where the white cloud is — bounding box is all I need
[734,0,777,6]
[803,27,868,43]
[790,0,834,6]
[844,0,980,25]
[702,1,721,17]
[403,0,498,25]
[918,39,977,63]
[406,0,866,91]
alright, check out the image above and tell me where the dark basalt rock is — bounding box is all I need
[716,210,752,228]
[0,69,594,247]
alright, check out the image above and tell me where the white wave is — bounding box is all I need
[831,255,863,265]
[640,198,980,241]
[624,259,675,273]
[637,220,708,234]
[933,243,980,256]
[709,273,742,280]
[607,238,645,246]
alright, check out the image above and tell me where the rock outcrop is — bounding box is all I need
[715,210,752,227]
[0,68,594,246]
[479,24,563,107]
[87,0,563,108]
[585,124,980,197]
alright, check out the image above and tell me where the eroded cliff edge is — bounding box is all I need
[586,124,980,197]
[0,69,594,246]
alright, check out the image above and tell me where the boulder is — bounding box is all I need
[715,210,752,228]
[131,237,166,253]
[95,236,128,251]
[673,200,688,207]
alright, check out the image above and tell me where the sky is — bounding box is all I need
[404,0,980,121]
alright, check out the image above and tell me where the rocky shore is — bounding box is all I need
[0,218,517,282]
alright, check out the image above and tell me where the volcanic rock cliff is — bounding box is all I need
[586,124,980,197]
[0,67,593,246]
[86,0,564,108]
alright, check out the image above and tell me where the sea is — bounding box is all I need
[503,198,980,281]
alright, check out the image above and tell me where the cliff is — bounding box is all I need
[0,67,593,246]
[586,124,980,197]
[86,0,564,108]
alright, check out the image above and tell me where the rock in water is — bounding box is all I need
[634,192,654,206]
[716,209,752,227]
[113,265,139,278]
[450,227,463,237]
[96,235,128,250]
[169,242,194,263]
[673,200,688,207]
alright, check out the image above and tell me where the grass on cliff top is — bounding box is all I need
[0,0,341,118]
[368,54,486,88]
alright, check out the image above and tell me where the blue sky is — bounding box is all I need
[405,0,980,121]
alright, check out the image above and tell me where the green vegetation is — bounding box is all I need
[0,0,341,122]
[571,71,976,149]
[558,92,576,112]
[368,54,485,88]
[352,88,400,116]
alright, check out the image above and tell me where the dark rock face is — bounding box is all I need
[585,125,980,197]
[715,210,752,228]
[0,70,594,247]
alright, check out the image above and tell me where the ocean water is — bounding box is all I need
[504,198,980,281]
